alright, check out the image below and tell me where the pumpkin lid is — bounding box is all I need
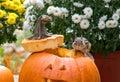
[22,35,64,53]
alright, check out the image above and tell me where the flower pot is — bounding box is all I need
[93,50,120,82]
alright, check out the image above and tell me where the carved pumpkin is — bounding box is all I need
[0,65,14,82]
[19,48,100,82]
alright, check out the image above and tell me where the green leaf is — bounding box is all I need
[0,48,3,57]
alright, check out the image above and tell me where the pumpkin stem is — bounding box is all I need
[60,65,66,70]
[28,15,52,40]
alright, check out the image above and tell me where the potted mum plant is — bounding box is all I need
[23,0,120,82]
[0,0,25,45]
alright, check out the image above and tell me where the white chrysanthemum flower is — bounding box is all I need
[106,20,114,28]
[83,14,92,19]
[16,47,25,52]
[25,13,29,20]
[103,0,111,3]
[45,0,51,3]
[79,15,86,19]
[61,7,69,17]
[53,7,61,16]
[23,0,31,7]
[83,7,93,16]
[23,21,31,30]
[72,14,81,23]
[98,21,106,29]
[25,6,33,18]
[105,4,109,8]
[25,14,32,22]
[73,2,84,8]
[66,28,73,33]
[29,0,36,5]
[26,6,33,13]
[2,43,16,54]
[112,20,118,28]
[116,9,120,15]
[14,29,24,38]
[47,6,54,14]
[112,13,119,20]
[35,0,44,8]
[80,19,90,29]
[30,15,36,21]
[100,15,107,21]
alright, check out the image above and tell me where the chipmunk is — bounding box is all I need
[72,37,94,61]
[28,15,52,40]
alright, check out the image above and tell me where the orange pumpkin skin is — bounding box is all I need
[19,48,100,82]
[0,66,14,82]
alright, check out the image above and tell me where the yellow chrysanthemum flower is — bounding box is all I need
[8,13,18,18]
[0,10,4,18]
[13,0,21,6]
[20,18,25,22]
[1,2,8,8]
[10,4,19,10]
[3,10,6,16]
[2,0,9,1]
[3,1,12,9]
[21,0,25,3]
[0,23,3,28]
[18,5,25,13]
[7,16,16,25]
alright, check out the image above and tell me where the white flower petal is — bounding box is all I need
[98,21,105,29]
[103,0,111,3]
[53,7,61,16]
[14,29,24,38]
[35,0,44,8]
[80,19,90,29]
[116,9,120,15]
[60,7,69,17]
[112,20,118,28]
[23,21,31,30]
[30,15,36,21]
[83,7,93,16]
[112,13,119,20]
[45,0,51,3]
[106,20,113,28]
[29,0,36,5]
[100,15,107,21]
[47,6,55,14]
[73,2,84,8]
[72,14,81,23]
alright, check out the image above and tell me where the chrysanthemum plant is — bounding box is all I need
[0,0,25,45]
[24,0,120,56]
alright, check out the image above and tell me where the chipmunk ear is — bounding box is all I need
[36,16,42,22]
[86,42,91,50]
[40,15,45,21]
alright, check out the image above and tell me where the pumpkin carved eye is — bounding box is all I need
[45,64,66,71]
[45,64,53,70]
